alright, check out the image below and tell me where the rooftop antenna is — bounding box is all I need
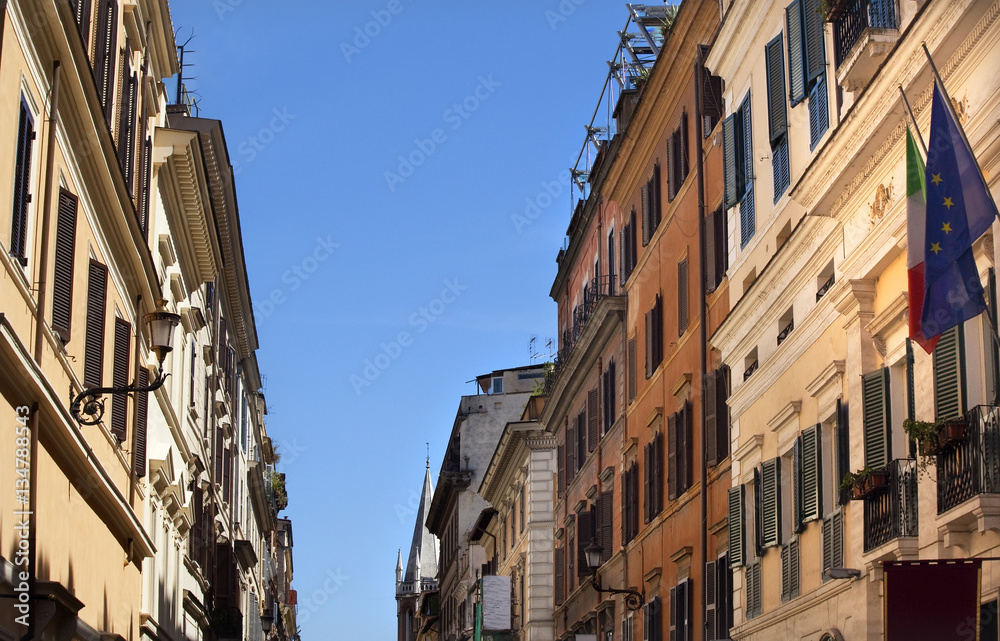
[529,336,538,364]
[175,29,197,111]
[545,338,555,359]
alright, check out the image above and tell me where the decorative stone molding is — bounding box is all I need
[866,292,910,363]
[768,401,802,456]
[833,279,876,327]
[806,360,846,421]
[645,406,664,429]
[868,179,895,228]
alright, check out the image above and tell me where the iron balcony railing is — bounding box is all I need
[863,458,918,552]
[551,275,622,387]
[938,405,1000,514]
[834,0,898,67]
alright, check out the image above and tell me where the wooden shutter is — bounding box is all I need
[609,360,617,428]
[681,111,690,181]
[138,137,152,237]
[821,515,833,578]
[781,542,791,601]
[808,75,829,148]
[215,426,224,481]
[786,0,805,105]
[94,0,118,119]
[653,165,662,227]
[577,509,593,578]
[669,587,677,641]
[52,190,79,342]
[728,485,744,567]
[765,36,787,144]
[628,338,637,402]
[644,443,652,523]
[761,458,781,548]
[667,413,678,501]
[134,367,148,477]
[111,318,131,441]
[557,444,565,498]
[832,509,843,569]
[223,446,232,505]
[678,258,689,335]
[705,209,717,292]
[803,0,825,83]
[714,208,727,288]
[10,101,34,265]
[566,424,576,484]
[84,261,108,388]
[645,309,653,378]
[656,431,665,513]
[641,182,651,246]
[705,560,718,640]
[668,133,678,202]
[716,366,730,462]
[117,51,136,190]
[629,210,638,272]
[836,397,850,504]
[862,368,891,468]
[555,547,565,605]
[933,325,965,422]
[740,95,755,246]
[801,423,822,522]
[793,436,804,532]
[588,388,599,451]
[722,114,738,208]
[631,463,640,540]
[600,489,613,563]
[706,370,718,467]
[578,411,587,469]
[72,0,93,48]
[682,402,693,491]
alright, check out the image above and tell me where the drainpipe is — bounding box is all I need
[33,61,61,363]
[694,46,709,641]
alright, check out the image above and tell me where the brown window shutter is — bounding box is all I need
[716,366,730,462]
[683,401,693,490]
[110,318,131,441]
[52,189,79,342]
[705,208,717,292]
[84,261,108,388]
[600,489,613,563]
[641,182,651,246]
[554,547,565,605]
[681,111,690,180]
[577,509,593,578]
[138,137,152,237]
[678,258,689,335]
[557,443,565,498]
[94,0,118,120]
[566,423,576,485]
[134,367,149,477]
[11,100,35,266]
[577,411,587,468]
[705,559,718,640]
[628,338,637,402]
[667,412,678,500]
[215,426,224,481]
[653,165,662,227]
[588,388,599,451]
[643,443,651,523]
[655,432,665,513]
[645,310,653,378]
[706,370,718,467]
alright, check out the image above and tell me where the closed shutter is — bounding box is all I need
[631,463,640,539]
[808,74,829,149]
[554,547,564,605]
[821,515,833,578]
[836,397,850,504]
[52,189,79,342]
[135,367,148,477]
[786,0,805,105]
[722,114,738,208]
[801,423,822,522]
[765,36,788,144]
[111,318,131,441]
[642,182,651,246]
[728,485,744,567]
[933,325,965,422]
[804,0,825,83]
[117,52,137,190]
[72,0,93,48]
[748,560,762,618]
[705,209,717,292]
[84,261,108,388]
[862,368,891,468]
[793,435,804,532]
[761,458,781,548]
[223,446,231,505]
[773,137,790,201]
[609,361,617,429]
[740,95,755,247]
[680,112,690,181]
[653,165,662,227]
[714,207,728,288]
[832,509,843,569]
[588,388,599,451]
[682,401,692,492]
[667,413,678,501]
[705,560,718,640]
[716,367,730,462]
[706,370,718,467]
[668,132,678,202]
[10,100,34,266]
[215,426,224,481]
[629,338,637,402]
[557,443,565,498]
[577,509,593,578]
[566,424,576,484]
[620,226,627,286]
[138,137,152,237]
[600,489,613,563]
[644,443,652,523]
[578,412,587,469]
[94,0,118,119]
[678,258,689,335]
[668,587,677,641]
[645,309,653,378]
[655,432,665,513]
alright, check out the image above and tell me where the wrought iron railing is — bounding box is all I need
[938,405,1000,514]
[212,606,243,640]
[551,276,622,388]
[863,458,918,552]
[834,0,898,68]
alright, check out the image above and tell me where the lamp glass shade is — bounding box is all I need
[584,538,602,569]
[144,303,180,361]
[261,613,273,633]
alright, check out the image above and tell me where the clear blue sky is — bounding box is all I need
[167,1,630,637]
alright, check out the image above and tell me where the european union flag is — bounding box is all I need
[920,81,999,340]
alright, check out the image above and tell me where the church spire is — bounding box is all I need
[396,548,403,585]
[403,465,438,586]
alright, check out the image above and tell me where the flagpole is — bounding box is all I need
[898,85,927,155]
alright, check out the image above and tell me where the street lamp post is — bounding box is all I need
[584,538,644,611]
[71,299,180,426]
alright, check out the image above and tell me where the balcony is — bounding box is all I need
[938,405,1000,515]
[212,606,243,641]
[863,459,918,552]
[551,275,623,387]
[832,0,899,92]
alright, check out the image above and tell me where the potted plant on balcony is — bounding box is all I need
[904,416,968,470]
[841,466,888,500]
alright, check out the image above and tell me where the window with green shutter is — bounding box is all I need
[786,0,825,105]
[760,458,781,548]
[722,92,753,246]
[933,325,966,422]
[728,486,745,567]
[765,35,790,202]
[780,539,800,601]
[862,368,891,469]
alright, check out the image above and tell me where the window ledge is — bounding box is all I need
[936,494,1000,555]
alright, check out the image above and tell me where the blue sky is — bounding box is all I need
[167,1,629,636]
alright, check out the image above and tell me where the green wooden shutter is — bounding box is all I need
[793,436,804,532]
[836,397,850,504]
[862,368,891,469]
[803,0,826,84]
[722,114,738,208]
[808,74,829,149]
[801,423,822,522]
[706,370,718,467]
[728,486,744,567]
[761,458,781,548]
[933,325,965,422]
[765,35,788,143]
[786,0,806,105]
[52,189,79,343]
[740,94,755,247]
[821,515,833,578]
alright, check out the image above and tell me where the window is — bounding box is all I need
[643,596,663,641]
[934,325,965,422]
[745,559,763,619]
[607,230,616,295]
[668,402,692,499]
[577,410,587,469]
[862,368,892,469]
[766,35,790,202]
[84,260,108,388]
[706,553,733,640]
[52,189,79,342]
[555,547,565,605]
[117,41,138,192]
[601,360,617,433]
[622,612,635,641]
[723,93,754,247]
[641,166,662,246]
[744,348,759,381]
[821,509,844,581]
[566,421,576,486]
[10,98,35,266]
[816,261,835,301]
[644,431,665,522]
[786,0,828,146]
[645,294,664,378]
[111,318,131,442]
[668,114,689,202]
[777,308,794,346]
[588,388,599,452]
[780,539,800,602]
[793,424,823,530]
[757,458,781,549]
[492,376,504,394]
[669,579,692,641]
[595,488,613,564]
[93,0,118,122]
[558,442,566,498]
[622,462,640,544]
[621,210,638,285]
[520,486,526,533]
[678,257,689,335]
[706,366,731,467]
[705,206,728,293]
[190,339,197,407]
[628,338,637,403]
[241,395,249,451]
[137,137,152,238]
[576,508,593,580]
[701,54,724,136]
[135,367,149,477]
[728,485,746,567]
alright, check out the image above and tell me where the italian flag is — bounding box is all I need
[906,127,939,353]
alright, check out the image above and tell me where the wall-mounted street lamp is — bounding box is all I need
[584,538,644,611]
[71,299,180,425]
[261,607,274,633]
[826,567,862,580]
